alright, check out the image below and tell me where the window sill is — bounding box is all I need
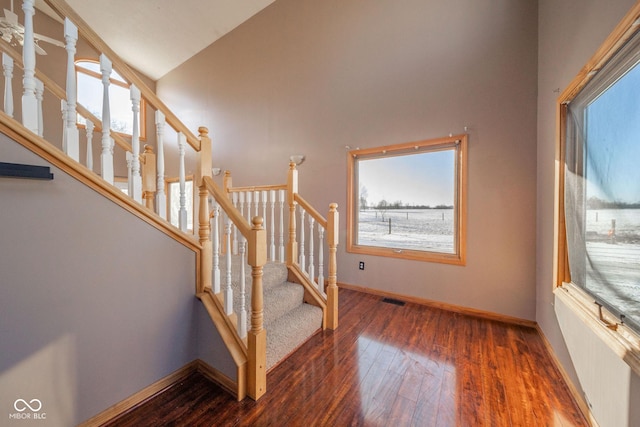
[347,243,465,265]
[554,282,640,377]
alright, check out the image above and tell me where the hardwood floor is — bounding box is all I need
[103,289,588,426]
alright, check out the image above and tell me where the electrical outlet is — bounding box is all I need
[359,261,365,270]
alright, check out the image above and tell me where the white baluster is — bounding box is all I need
[212,202,221,294]
[308,215,315,282]
[278,189,285,262]
[155,111,166,219]
[85,119,94,171]
[318,227,325,291]
[245,191,252,223]
[254,191,260,218]
[35,78,43,137]
[129,85,142,203]
[232,192,239,255]
[299,207,306,269]
[238,236,247,339]
[60,99,67,153]
[269,190,276,261]
[261,190,268,257]
[2,53,13,117]
[99,54,113,184]
[177,132,187,232]
[63,18,79,160]
[126,151,133,196]
[238,192,245,219]
[224,213,233,315]
[21,0,38,134]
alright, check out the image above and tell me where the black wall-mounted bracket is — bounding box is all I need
[0,162,54,180]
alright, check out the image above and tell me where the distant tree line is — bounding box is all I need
[359,186,453,211]
[587,197,640,210]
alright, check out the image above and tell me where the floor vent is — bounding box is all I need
[381,297,405,306]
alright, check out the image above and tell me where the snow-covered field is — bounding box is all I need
[585,209,640,328]
[357,209,454,253]
[357,207,639,328]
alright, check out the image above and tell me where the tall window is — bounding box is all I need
[561,26,640,333]
[76,59,146,139]
[347,135,467,265]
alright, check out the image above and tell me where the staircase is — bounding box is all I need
[1,0,339,404]
[224,258,323,369]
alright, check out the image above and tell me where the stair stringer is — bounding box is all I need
[197,290,248,401]
[287,264,328,330]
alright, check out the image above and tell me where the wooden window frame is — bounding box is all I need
[75,58,147,141]
[346,134,467,265]
[554,3,640,375]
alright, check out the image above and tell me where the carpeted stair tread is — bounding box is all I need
[218,258,288,291]
[262,282,305,326]
[265,303,323,369]
[216,256,323,369]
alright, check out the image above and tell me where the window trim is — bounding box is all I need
[346,134,467,265]
[554,2,640,376]
[75,58,147,141]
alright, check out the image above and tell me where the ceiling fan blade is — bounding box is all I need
[3,8,18,25]
[34,32,64,48]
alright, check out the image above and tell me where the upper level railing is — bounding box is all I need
[1,0,204,231]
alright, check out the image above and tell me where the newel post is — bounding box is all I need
[327,203,339,330]
[141,145,156,210]
[247,216,267,400]
[223,170,232,192]
[197,127,213,295]
[286,162,298,266]
[198,182,212,295]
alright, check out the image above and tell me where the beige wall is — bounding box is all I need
[0,136,199,424]
[537,1,640,426]
[158,0,539,320]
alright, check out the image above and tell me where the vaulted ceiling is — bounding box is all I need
[35,0,275,80]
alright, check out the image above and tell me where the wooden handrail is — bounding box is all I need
[0,38,133,153]
[202,176,251,237]
[43,0,201,152]
[294,193,328,229]
[0,110,200,252]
